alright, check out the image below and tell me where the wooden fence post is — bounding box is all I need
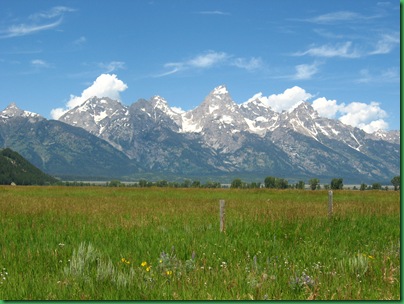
[220,200,225,233]
[328,190,333,218]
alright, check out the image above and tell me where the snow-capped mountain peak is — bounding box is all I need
[0,85,398,183]
[212,85,228,96]
[0,103,42,120]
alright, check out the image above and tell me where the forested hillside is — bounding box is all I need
[0,148,58,185]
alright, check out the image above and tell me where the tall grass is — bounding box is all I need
[0,186,400,300]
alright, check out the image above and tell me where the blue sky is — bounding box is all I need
[0,0,400,132]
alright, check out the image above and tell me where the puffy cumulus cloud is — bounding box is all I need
[262,87,389,133]
[312,97,345,118]
[51,74,128,119]
[338,101,388,133]
[265,86,313,112]
[312,97,389,133]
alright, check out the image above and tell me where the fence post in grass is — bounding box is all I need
[220,200,225,233]
[328,190,333,218]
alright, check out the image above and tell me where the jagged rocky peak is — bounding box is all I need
[288,101,319,119]
[198,84,238,113]
[1,102,41,119]
[212,84,228,95]
[78,96,124,110]
[150,95,171,111]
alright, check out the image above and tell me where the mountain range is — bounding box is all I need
[0,85,400,183]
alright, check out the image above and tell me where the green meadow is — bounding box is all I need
[0,186,400,300]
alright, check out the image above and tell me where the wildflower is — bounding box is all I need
[121,258,130,264]
[368,255,375,259]
[166,270,172,275]
[141,261,147,267]
[146,266,151,272]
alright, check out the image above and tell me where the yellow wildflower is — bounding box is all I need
[166,270,172,275]
[141,261,147,267]
[368,255,374,259]
[146,266,151,272]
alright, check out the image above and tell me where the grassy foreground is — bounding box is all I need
[0,186,400,300]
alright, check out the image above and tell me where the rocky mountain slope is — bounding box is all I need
[0,103,138,179]
[54,85,400,183]
[0,86,399,182]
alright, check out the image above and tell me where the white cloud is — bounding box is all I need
[0,19,63,38]
[98,61,126,73]
[359,119,389,134]
[294,41,361,58]
[264,86,313,112]
[51,74,128,119]
[312,97,344,118]
[306,11,370,24]
[369,32,399,55]
[312,97,389,132]
[30,6,76,20]
[338,101,388,132]
[293,62,319,80]
[198,10,230,16]
[356,67,399,83]
[31,59,50,68]
[156,51,228,77]
[232,57,263,71]
[0,6,75,39]
[266,87,390,133]
[156,50,263,77]
[188,51,229,68]
[73,36,87,46]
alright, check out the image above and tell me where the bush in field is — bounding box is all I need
[391,176,400,191]
[231,178,243,189]
[372,183,382,190]
[309,178,319,190]
[330,178,343,190]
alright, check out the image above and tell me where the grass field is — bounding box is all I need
[0,186,400,300]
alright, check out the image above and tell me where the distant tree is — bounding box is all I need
[139,179,148,187]
[360,183,367,191]
[191,180,201,188]
[391,176,400,191]
[275,178,288,189]
[108,180,122,187]
[323,184,329,190]
[156,180,168,187]
[308,178,319,190]
[182,179,192,188]
[231,178,243,189]
[372,183,382,190]
[264,176,276,188]
[296,181,305,190]
[204,181,221,188]
[330,178,343,190]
